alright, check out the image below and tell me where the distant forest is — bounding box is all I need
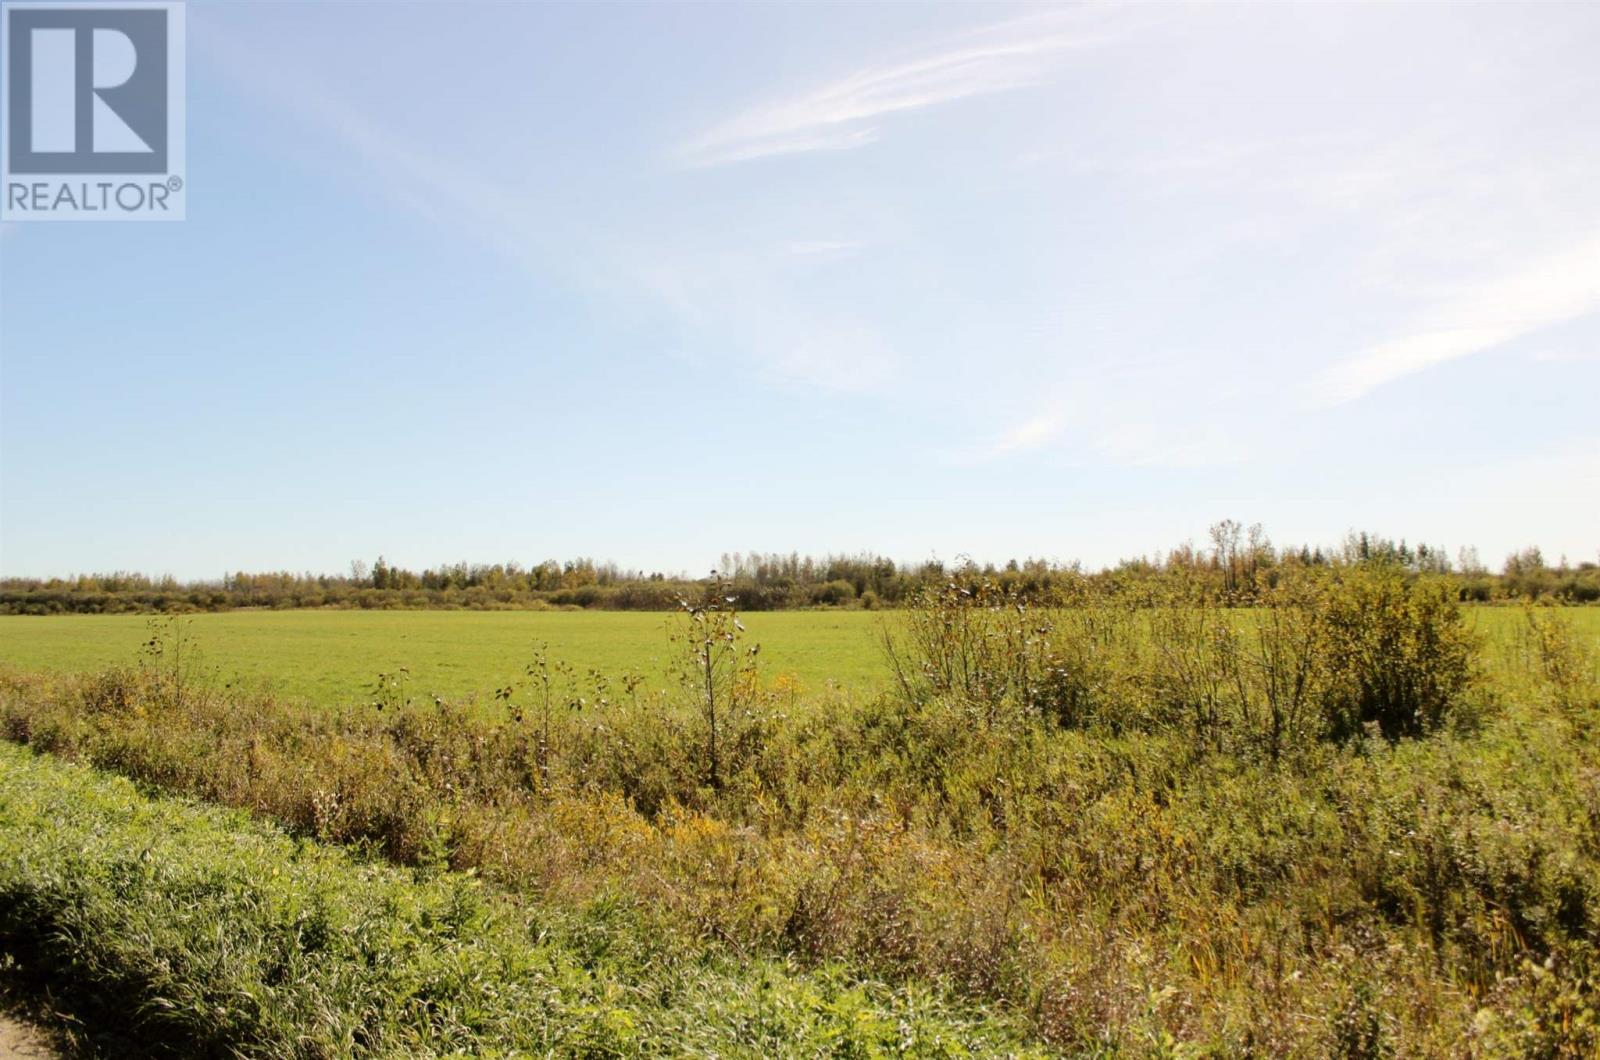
[2,524,1596,614]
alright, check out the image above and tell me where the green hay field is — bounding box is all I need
[0,609,889,707]
[1,607,1593,710]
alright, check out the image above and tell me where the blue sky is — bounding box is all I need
[2,0,1597,579]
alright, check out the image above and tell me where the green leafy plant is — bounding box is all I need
[1318,566,1478,740]
[1523,604,1600,716]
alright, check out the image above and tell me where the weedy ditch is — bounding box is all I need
[0,742,1042,1058]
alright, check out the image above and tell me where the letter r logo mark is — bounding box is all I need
[6,7,169,174]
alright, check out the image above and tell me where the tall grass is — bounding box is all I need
[0,743,1040,1058]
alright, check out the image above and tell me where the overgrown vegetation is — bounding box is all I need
[3,560,1598,1053]
[883,565,1481,751]
[0,743,1040,1058]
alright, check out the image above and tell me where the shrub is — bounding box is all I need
[1318,567,1478,740]
[881,579,1066,727]
[1523,604,1600,716]
[1238,576,1325,760]
[884,565,1483,752]
[810,579,857,606]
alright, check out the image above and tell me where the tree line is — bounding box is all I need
[2,524,1595,614]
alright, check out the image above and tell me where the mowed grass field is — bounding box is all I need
[0,609,889,706]
[0,606,1593,709]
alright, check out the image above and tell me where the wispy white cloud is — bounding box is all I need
[784,239,863,258]
[947,410,1250,469]
[631,248,903,393]
[987,414,1065,459]
[694,128,879,167]
[676,9,1130,167]
[942,414,1063,466]
[1316,235,1600,404]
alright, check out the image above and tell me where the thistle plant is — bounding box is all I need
[370,667,410,711]
[673,572,760,790]
[139,614,203,709]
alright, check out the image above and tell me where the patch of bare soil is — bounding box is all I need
[0,1013,54,1060]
